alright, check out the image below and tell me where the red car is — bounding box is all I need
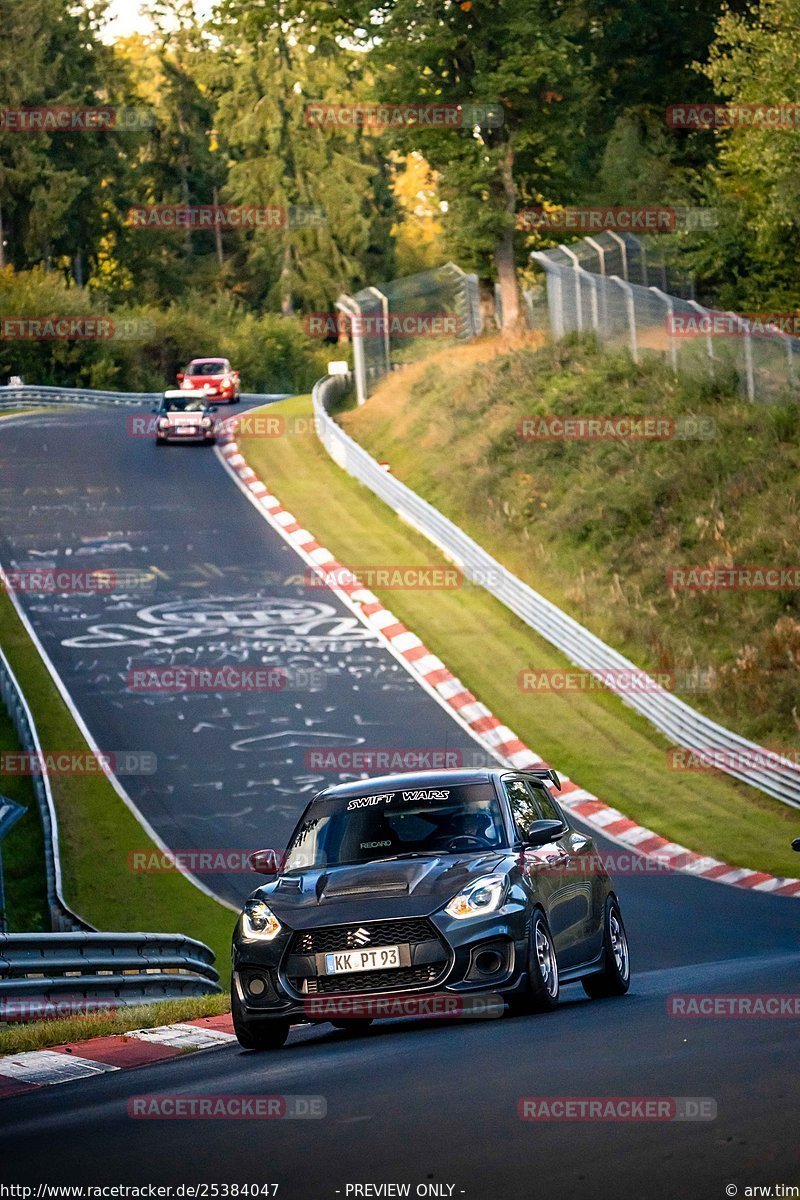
[177,357,241,404]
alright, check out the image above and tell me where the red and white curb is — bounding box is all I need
[216,424,800,900]
[0,1014,235,1099]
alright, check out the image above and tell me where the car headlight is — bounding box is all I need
[157,418,170,430]
[201,417,212,428]
[241,899,282,941]
[444,874,506,920]
[180,379,192,389]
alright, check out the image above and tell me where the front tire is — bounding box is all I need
[511,909,560,1014]
[231,989,290,1050]
[582,896,631,998]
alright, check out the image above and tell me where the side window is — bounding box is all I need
[504,779,539,837]
[528,783,567,827]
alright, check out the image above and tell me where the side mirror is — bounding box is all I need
[792,837,800,852]
[523,819,567,847]
[249,848,282,875]
[176,372,184,383]
[209,405,218,413]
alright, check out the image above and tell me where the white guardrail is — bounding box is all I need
[0,932,221,1014]
[0,384,283,409]
[312,372,800,811]
[0,645,91,932]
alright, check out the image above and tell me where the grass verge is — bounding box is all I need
[0,705,48,931]
[0,992,229,1056]
[343,335,800,751]
[0,586,235,983]
[237,392,799,879]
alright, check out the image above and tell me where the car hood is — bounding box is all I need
[252,853,510,927]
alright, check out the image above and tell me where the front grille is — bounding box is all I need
[289,918,439,956]
[298,963,446,995]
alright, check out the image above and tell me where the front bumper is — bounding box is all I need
[184,385,235,402]
[233,907,531,1024]
[157,426,216,442]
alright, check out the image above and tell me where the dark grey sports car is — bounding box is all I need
[231,767,631,1048]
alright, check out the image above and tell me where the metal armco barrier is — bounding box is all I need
[0,645,92,932]
[0,932,221,1017]
[312,373,800,811]
[0,384,285,409]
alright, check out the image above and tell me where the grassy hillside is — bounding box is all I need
[238,393,798,879]
[342,336,800,753]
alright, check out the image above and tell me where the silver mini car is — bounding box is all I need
[154,389,217,445]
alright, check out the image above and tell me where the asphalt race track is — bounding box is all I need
[0,404,495,905]
[0,405,798,1197]
[0,876,798,1197]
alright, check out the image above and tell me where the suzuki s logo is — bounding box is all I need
[352,927,371,946]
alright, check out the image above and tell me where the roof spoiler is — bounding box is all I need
[529,767,562,792]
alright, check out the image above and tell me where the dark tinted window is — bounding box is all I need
[284,783,506,871]
[186,361,226,376]
[528,783,566,826]
[504,779,538,835]
[162,396,208,413]
[504,778,566,834]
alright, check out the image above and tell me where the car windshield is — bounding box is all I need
[162,396,208,413]
[283,782,506,871]
[186,361,225,376]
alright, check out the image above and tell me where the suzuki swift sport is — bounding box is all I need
[231,768,631,1049]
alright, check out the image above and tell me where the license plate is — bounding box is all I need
[178,426,196,435]
[323,945,402,975]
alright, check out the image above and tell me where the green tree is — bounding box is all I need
[322,0,586,331]
[0,0,132,282]
[210,0,395,313]
[690,0,800,309]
